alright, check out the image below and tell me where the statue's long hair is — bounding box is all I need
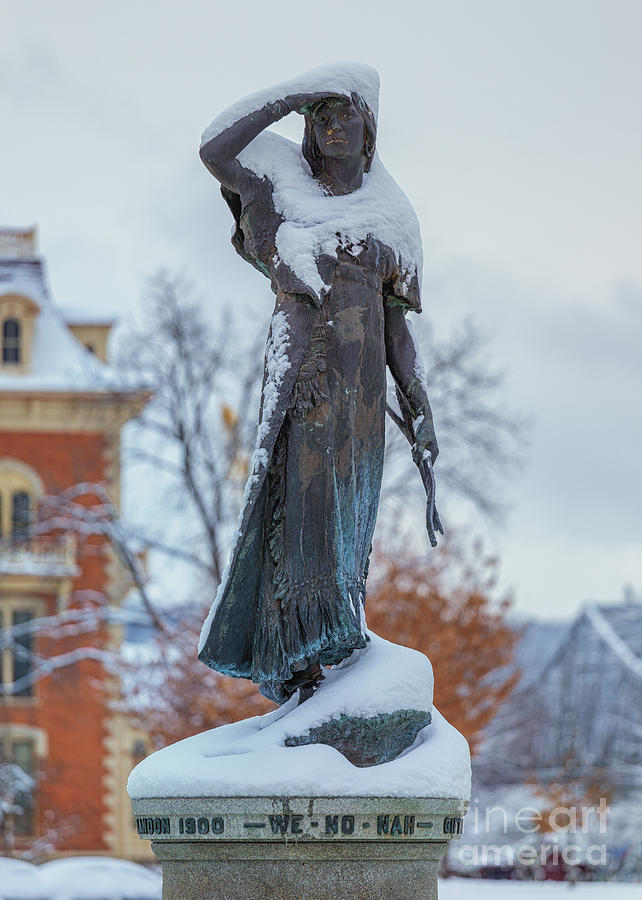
[302,91,377,176]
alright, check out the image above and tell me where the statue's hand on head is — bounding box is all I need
[283,91,347,115]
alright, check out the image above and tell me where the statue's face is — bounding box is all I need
[310,98,364,160]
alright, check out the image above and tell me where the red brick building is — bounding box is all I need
[0,227,148,859]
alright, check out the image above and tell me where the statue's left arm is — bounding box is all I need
[384,305,439,463]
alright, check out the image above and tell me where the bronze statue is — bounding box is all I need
[198,64,440,705]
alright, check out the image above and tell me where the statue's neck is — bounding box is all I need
[317,155,364,196]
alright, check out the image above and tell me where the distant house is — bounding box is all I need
[476,596,642,796]
[448,598,642,881]
[0,227,149,859]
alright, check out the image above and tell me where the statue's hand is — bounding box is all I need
[283,91,347,115]
[414,415,439,464]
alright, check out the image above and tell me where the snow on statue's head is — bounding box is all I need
[301,91,377,177]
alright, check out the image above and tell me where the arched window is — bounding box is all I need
[0,459,43,539]
[2,318,21,364]
[11,491,31,540]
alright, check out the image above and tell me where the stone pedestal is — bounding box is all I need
[132,795,467,900]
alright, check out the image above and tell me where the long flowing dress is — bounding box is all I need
[199,166,421,704]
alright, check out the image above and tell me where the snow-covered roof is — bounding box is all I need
[0,257,132,395]
[61,304,116,326]
[512,620,570,688]
[585,601,642,682]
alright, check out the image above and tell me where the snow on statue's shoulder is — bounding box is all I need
[199,61,423,306]
[128,634,471,800]
[239,135,423,303]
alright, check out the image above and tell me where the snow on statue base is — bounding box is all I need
[128,636,471,899]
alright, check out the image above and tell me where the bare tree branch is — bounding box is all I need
[383,315,528,523]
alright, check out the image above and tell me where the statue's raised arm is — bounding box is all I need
[199,91,339,193]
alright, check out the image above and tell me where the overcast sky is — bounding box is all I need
[2,0,641,620]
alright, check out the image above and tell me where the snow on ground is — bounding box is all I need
[0,855,161,900]
[439,880,642,899]
[129,633,471,800]
[0,858,47,900]
[38,856,161,899]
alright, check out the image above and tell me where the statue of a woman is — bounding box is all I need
[198,64,439,705]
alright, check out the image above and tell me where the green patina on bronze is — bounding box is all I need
[284,709,432,767]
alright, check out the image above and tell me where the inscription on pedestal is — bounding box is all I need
[133,799,466,843]
[443,816,463,835]
[136,817,171,836]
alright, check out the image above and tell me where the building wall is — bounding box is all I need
[0,429,114,852]
[0,231,150,859]
[0,431,108,495]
